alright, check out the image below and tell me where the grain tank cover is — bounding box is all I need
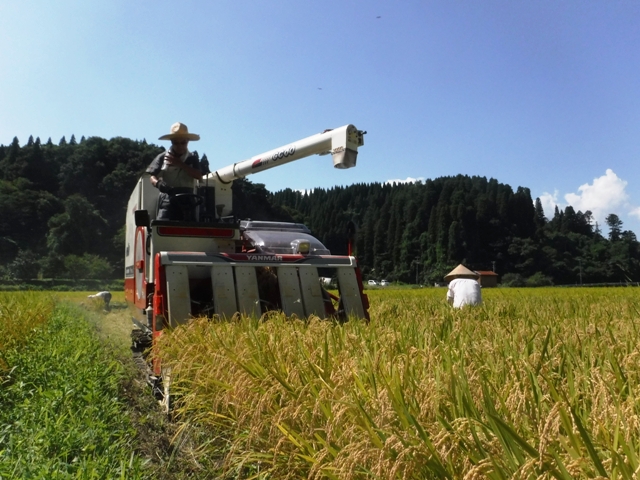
[240,220,331,255]
[240,220,311,233]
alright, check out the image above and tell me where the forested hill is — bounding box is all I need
[0,135,162,281]
[1,135,638,286]
[270,179,639,285]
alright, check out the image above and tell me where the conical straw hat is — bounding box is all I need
[444,264,479,282]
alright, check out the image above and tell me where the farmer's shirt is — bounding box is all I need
[146,150,200,189]
[446,278,483,308]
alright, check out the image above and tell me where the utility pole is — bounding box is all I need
[578,258,583,285]
[412,258,420,285]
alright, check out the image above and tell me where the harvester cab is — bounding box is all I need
[125,125,369,361]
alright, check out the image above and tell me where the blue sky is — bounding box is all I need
[2,1,639,235]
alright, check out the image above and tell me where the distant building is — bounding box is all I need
[475,270,498,288]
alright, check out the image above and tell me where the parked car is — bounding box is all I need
[368,280,377,286]
[380,279,389,286]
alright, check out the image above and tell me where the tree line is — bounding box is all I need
[271,179,640,285]
[0,135,638,286]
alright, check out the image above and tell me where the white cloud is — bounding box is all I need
[539,169,639,232]
[563,169,629,225]
[539,190,561,217]
[386,177,425,185]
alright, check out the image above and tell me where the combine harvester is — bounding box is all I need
[125,125,370,398]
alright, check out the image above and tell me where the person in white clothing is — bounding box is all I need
[88,291,112,310]
[444,264,482,308]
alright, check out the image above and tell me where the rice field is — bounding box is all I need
[3,288,640,479]
[0,292,55,371]
[157,287,640,479]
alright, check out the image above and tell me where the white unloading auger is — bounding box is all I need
[211,124,365,184]
[205,124,365,218]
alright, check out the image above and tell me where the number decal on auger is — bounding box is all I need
[251,146,296,170]
[271,146,296,161]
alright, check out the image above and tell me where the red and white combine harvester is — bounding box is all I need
[125,125,370,379]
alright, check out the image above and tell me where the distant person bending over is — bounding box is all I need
[147,122,203,221]
[444,264,482,308]
[88,291,112,310]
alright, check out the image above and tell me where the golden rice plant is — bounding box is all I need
[157,287,640,479]
[0,291,55,372]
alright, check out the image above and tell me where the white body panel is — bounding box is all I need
[211,265,237,318]
[337,268,366,319]
[234,266,261,317]
[298,267,326,318]
[124,175,174,283]
[165,265,191,325]
[277,267,306,318]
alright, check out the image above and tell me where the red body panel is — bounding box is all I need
[152,252,167,376]
[124,277,135,303]
[156,226,236,238]
[133,227,148,310]
[354,265,370,321]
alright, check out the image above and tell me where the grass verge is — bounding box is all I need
[1,291,218,479]
[0,297,146,478]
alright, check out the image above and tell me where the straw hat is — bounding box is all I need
[158,122,200,141]
[444,264,479,282]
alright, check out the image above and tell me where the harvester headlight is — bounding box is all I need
[291,239,310,254]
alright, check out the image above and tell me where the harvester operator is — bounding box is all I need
[147,122,203,221]
[444,264,483,308]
